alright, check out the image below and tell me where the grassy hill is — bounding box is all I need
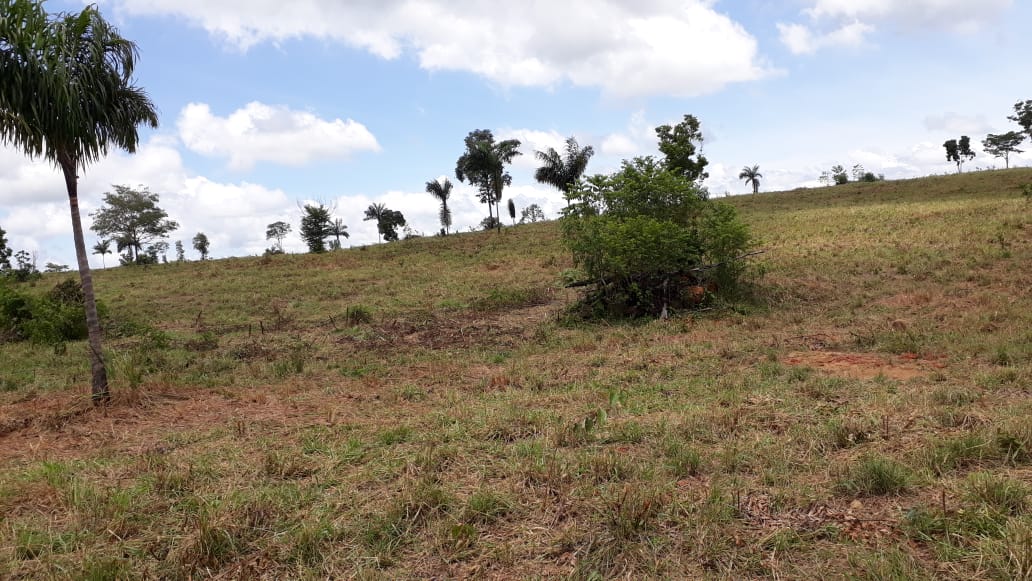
[2,169,1031,579]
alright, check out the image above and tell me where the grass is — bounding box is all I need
[1,168,1031,578]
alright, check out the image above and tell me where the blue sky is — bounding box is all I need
[3,0,1031,266]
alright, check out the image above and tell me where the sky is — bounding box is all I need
[3,0,1032,267]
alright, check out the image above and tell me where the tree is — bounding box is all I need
[1008,100,1032,141]
[1,1,159,402]
[455,129,521,230]
[831,165,849,185]
[982,132,1024,169]
[92,239,111,268]
[363,203,387,243]
[534,137,595,202]
[944,136,975,173]
[329,218,349,250]
[300,204,332,253]
[265,221,291,253]
[44,262,70,273]
[520,204,546,224]
[738,165,762,194]
[366,207,406,242]
[192,232,209,260]
[90,185,178,264]
[655,114,709,183]
[0,225,12,271]
[175,240,185,262]
[508,198,517,225]
[425,178,453,235]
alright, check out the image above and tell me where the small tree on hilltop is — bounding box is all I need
[363,203,387,243]
[91,185,178,265]
[944,136,976,173]
[192,232,209,260]
[738,165,762,194]
[455,129,521,230]
[265,221,291,253]
[519,204,545,224]
[508,198,517,225]
[300,204,333,253]
[534,136,595,204]
[175,240,185,262]
[831,165,849,185]
[380,209,407,242]
[92,239,111,268]
[425,178,453,235]
[329,218,349,250]
[0,225,12,271]
[982,132,1024,169]
[1008,100,1032,142]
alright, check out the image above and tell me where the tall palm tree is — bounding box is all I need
[1,1,158,404]
[92,239,112,268]
[425,177,453,235]
[363,203,387,242]
[739,165,763,195]
[329,218,349,249]
[455,130,521,230]
[534,137,595,203]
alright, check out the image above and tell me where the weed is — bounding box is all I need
[379,425,414,446]
[263,450,316,479]
[930,386,980,406]
[602,483,668,541]
[965,472,1029,516]
[823,417,873,451]
[838,456,913,496]
[464,488,514,523]
[845,547,932,580]
[345,304,374,325]
[926,434,993,476]
[664,441,702,477]
[998,419,1032,464]
[582,450,638,483]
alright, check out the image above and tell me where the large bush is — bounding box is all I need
[0,278,94,344]
[561,157,751,318]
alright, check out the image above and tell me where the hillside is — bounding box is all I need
[1,169,1031,579]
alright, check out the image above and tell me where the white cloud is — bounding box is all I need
[777,21,872,55]
[104,0,772,98]
[780,0,1012,54]
[177,102,380,170]
[923,113,994,136]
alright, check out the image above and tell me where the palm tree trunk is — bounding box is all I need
[753,182,759,195]
[60,154,110,404]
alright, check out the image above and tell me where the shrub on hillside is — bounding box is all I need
[0,279,96,344]
[561,157,752,318]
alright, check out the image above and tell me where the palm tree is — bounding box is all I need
[534,137,595,203]
[1,1,158,404]
[739,165,763,195]
[92,239,112,268]
[455,130,521,230]
[363,203,387,242]
[425,177,453,235]
[329,218,349,249]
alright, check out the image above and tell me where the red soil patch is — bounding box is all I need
[784,350,945,380]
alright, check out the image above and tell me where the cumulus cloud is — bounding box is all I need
[177,102,380,170]
[103,0,771,98]
[779,0,1012,54]
[923,112,994,136]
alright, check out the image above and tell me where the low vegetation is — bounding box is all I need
[1,169,1031,578]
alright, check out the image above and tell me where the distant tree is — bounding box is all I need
[1,1,158,402]
[831,165,849,185]
[655,114,709,183]
[455,129,521,230]
[0,225,12,271]
[851,164,865,182]
[90,185,178,265]
[44,262,69,273]
[480,216,501,231]
[191,233,209,260]
[265,221,291,253]
[982,132,1024,169]
[534,137,595,203]
[363,203,388,243]
[149,240,168,263]
[508,198,517,225]
[818,171,832,187]
[91,239,112,268]
[425,178,453,235]
[300,204,333,252]
[175,240,185,262]
[11,250,39,282]
[378,209,407,242]
[329,218,349,250]
[1008,100,1032,141]
[738,165,762,194]
[944,136,975,173]
[519,204,546,224]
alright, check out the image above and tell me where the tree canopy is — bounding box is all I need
[943,136,976,173]
[300,204,333,253]
[738,165,762,194]
[192,232,209,260]
[534,137,595,198]
[265,221,291,253]
[982,132,1024,169]
[425,178,453,235]
[455,129,521,228]
[1008,100,1032,141]
[655,114,709,184]
[90,185,178,265]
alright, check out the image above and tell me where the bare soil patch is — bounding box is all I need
[784,350,945,380]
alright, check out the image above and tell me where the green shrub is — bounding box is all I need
[561,157,752,318]
[0,279,95,344]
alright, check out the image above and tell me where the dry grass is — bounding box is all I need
[1,168,1031,579]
